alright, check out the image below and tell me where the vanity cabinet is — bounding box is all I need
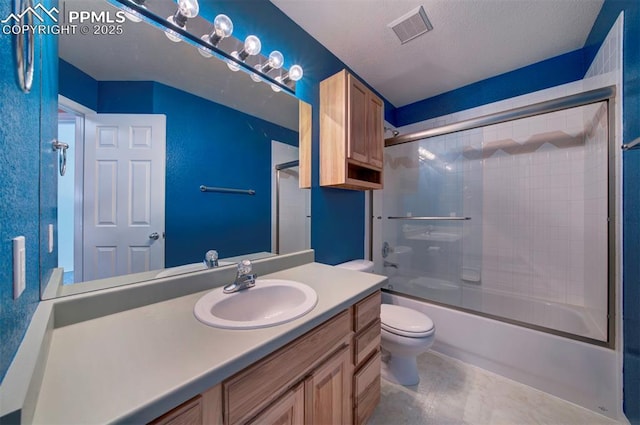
[248,383,304,425]
[304,346,352,424]
[148,291,381,425]
[223,310,352,424]
[149,385,222,425]
[320,70,384,190]
[352,291,382,425]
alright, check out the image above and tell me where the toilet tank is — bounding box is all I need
[336,259,374,273]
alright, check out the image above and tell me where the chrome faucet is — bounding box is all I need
[223,259,257,294]
[204,250,219,268]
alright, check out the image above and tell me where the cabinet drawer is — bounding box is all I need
[148,395,202,425]
[224,310,352,425]
[353,352,381,425]
[353,291,381,332]
[354,319,381,366]
[247,383,304,425]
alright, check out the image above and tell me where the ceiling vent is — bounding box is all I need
[388,6,433,44]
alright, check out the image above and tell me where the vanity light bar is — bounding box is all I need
[111,0,302,94]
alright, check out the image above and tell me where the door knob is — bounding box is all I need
[149,232,160,240]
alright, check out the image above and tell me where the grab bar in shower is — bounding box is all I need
[386,216,471,221]
[622,137,640,151]
[200,185,255,195]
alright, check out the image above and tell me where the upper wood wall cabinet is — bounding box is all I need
[299,100,312,189]
[320,70,384,190]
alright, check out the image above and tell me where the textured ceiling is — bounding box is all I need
[270,0,604,107]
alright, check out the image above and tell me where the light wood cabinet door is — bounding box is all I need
[348,74,369,164]
[248,384,304,425]
[304,346,352,425]
[320,70,384,190]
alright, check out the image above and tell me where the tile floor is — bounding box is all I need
[368,351,622,425]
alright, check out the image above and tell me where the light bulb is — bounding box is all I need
[244,35,261,56]
[268,51,284,69]
[178,0,199,18]
[213,14,233,38]
[164,16,182,42]
[202,14,233,51]
[198,35,212,58]
[250,64,263,82]
[288,65,303,81]
[227,51,241,72]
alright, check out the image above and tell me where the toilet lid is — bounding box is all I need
[380,304,434,337]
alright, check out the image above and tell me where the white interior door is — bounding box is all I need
[83,114,166,281]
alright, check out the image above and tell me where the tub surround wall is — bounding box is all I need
[477,101,610,340]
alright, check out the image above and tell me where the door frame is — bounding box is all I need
[58,95,95,282]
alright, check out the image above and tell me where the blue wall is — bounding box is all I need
[58,59,98,111]
[153,83,298,264]
[394,49,588,126]
[59,64,298,265]
[197,0,395,265]
[585,1,640,423]
[0,0,57,381]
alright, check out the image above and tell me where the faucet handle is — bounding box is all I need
[237,259,252,275]
[204,250,219,268]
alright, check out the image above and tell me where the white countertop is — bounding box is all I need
[31,262,386,424]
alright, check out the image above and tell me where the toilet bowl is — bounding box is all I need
[336,259,436,386]
[380,304,434,385]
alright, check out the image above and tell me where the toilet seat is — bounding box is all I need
[381,304,435,338]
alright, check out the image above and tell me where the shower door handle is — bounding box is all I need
[387,216,471,220]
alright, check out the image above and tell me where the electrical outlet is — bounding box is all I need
[13,236,26,299]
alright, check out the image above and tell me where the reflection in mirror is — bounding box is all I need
[41,0,311,299]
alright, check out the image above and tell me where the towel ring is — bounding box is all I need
[52,140,69,176]
[15,0,35,93]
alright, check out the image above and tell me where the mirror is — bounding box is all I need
[41,0,311,299]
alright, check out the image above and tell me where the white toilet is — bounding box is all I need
[336,260,436,386]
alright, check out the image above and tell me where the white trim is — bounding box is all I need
[58,95,96,115]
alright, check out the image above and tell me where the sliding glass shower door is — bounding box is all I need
[373,101,611,344]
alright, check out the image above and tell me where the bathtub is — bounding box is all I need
[382,289,623,420]
[387,276,605,341]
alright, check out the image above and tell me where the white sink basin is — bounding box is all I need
[193,279,318,329]
[155,261,234,278]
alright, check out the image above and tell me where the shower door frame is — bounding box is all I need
[371,85,618,349]
[275,159,299,254]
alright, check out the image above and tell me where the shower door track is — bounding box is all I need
[384,86,615,147]
[372,85,617,348]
